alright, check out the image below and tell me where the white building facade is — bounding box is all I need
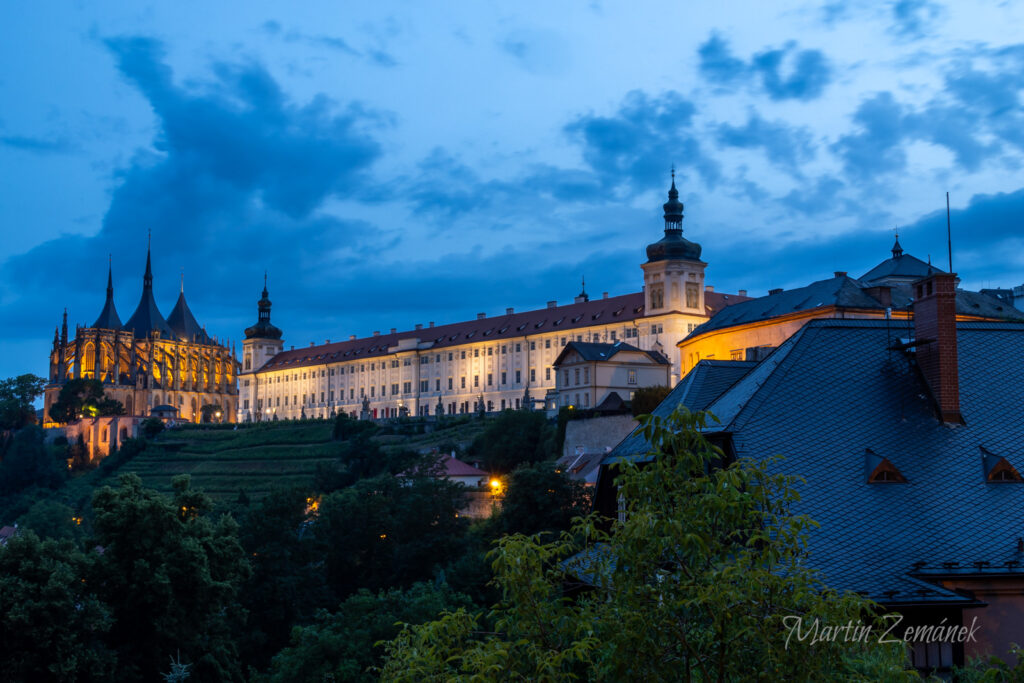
[238,178,747,422]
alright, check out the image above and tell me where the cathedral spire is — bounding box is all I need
[92,258,123,330]
[144,230,153,290]
[61,308,68,345]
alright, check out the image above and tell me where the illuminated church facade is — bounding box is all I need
[43,246,238,426]
[238,177,749,421]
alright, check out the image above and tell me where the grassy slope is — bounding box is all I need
[98,418,488,502]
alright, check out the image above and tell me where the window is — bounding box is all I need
[487,373,493,386]
[730,349,744,361]
[515,343,521,352]
[577,335,583,342]
[624,327,638,339]
[391,383,399,395]
[448,353,453,361]
[244,355,251,370]
[403,358,411,366]
[650,283,664,308]
[686,282,699,308]
[243,399,250,409]
[461,377,466,388]
[610,330,617,341]
[530,368,536,382]
[502,345,507,354]
[421,356,429,364]
[628,369,637,385]
[244,379,250,387]
[561,336,567,346]
[583,393,589,408]
[276,396,281,406]
[448,377,453,390]
[583,368,589,383]
[574,368,580,385]
[515,370,521,383]
[545,339,551,348]
[329,390,334,401]
[545,367,551,380]
[403,381,412,394]
[359,388,364,397]
[436,354,441,362]
[370,386,375,397]
[285,396,289,405]
[303,373,306,379]
[461,351,466,359]
[487,347,493,356]
[320,392,325,402]
[501,371,507,384]
[563,370,569,385]
[435,378,441,391]
[530,341,536,350]
[350,388,354,399]
[420,379,429,392]
[474,375,480,387]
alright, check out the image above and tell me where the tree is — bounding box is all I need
[0,373,46,430]
[200,402,223,423]
[261,582,473,683]
[492,461,592,537]
[47,378,105,424]
[0,531,114,682]
[381,408,911,681]
[0,425,65,495]
[17,499,83,543]
[465,410,555,473]
[236,487,328,671]
[313,472,468,600]
[630,384,672,417]
[89,474,250,681]
[141,416,165,440]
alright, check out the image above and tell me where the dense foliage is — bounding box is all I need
[629,383,672,416]
[380,408,912,680]
[47,378,123,424]
[0,373,45,430]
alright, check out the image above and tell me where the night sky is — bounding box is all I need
[3,1,1024,381]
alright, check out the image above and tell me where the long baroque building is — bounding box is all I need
[239,177,749,421]
[43,246,238,426]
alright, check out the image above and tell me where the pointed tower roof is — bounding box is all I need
[245,274,283,340]
[891,231,904,258]
[167,278,211,344]
[91,260,123,330]
[646,169,702,263]
[123,238,174,339]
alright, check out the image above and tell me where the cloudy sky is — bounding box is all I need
[3,1,1024,381]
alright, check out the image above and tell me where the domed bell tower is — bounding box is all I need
[641,170,706,315]
[241,275,284,421]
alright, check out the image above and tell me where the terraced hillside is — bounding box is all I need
[113,418,488,502]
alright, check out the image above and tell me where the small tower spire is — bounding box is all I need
[663,168,684,234]
[61,308,68,345]
[180,268,184,293]
[143,231,154,290]
[891,228,903,258]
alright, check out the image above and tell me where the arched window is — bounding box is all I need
[82,343,96,378]
[125,395,134,416]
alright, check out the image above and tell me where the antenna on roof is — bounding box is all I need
[946,191,953,273]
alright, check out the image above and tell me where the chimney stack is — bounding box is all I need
[506,307,514,315]
[914,272,961,424]
[477,312,486,320]
[738,289,748,297]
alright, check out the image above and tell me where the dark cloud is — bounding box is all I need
[697,33,748,87]
[0,135,76,154]
[752,44,832,101]
[564,90,719,189]
[778,175,850,217]
[832,92,907,181]
[0,36,385,342]
[890,0,944,40]
[714,113,815,173]
[696,33,832,101]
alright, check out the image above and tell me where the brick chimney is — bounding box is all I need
[913,272,961,424]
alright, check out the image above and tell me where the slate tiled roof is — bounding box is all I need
[697,319,1024,603]
[257,290,748,373]
[553,341,670,366]
[859,252,942,284]
[603,359,758,464]
[167,292,212,344]
[687,273,1024,338]
[556,451,604,485]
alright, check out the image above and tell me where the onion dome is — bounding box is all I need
[245,276,283,340]
[123,242,174,339]
[91,261,123,330]
[646,170,702,263]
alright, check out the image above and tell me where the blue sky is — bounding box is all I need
[2,1,1024,381]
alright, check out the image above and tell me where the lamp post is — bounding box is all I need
[215,410,222,423]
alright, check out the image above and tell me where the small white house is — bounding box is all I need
[552,341,671,410]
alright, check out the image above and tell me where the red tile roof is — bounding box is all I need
[441,456,488,478]
[256,290,748,373]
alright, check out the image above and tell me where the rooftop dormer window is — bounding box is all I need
[982,447,1023,483]
[865,448,907,484]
